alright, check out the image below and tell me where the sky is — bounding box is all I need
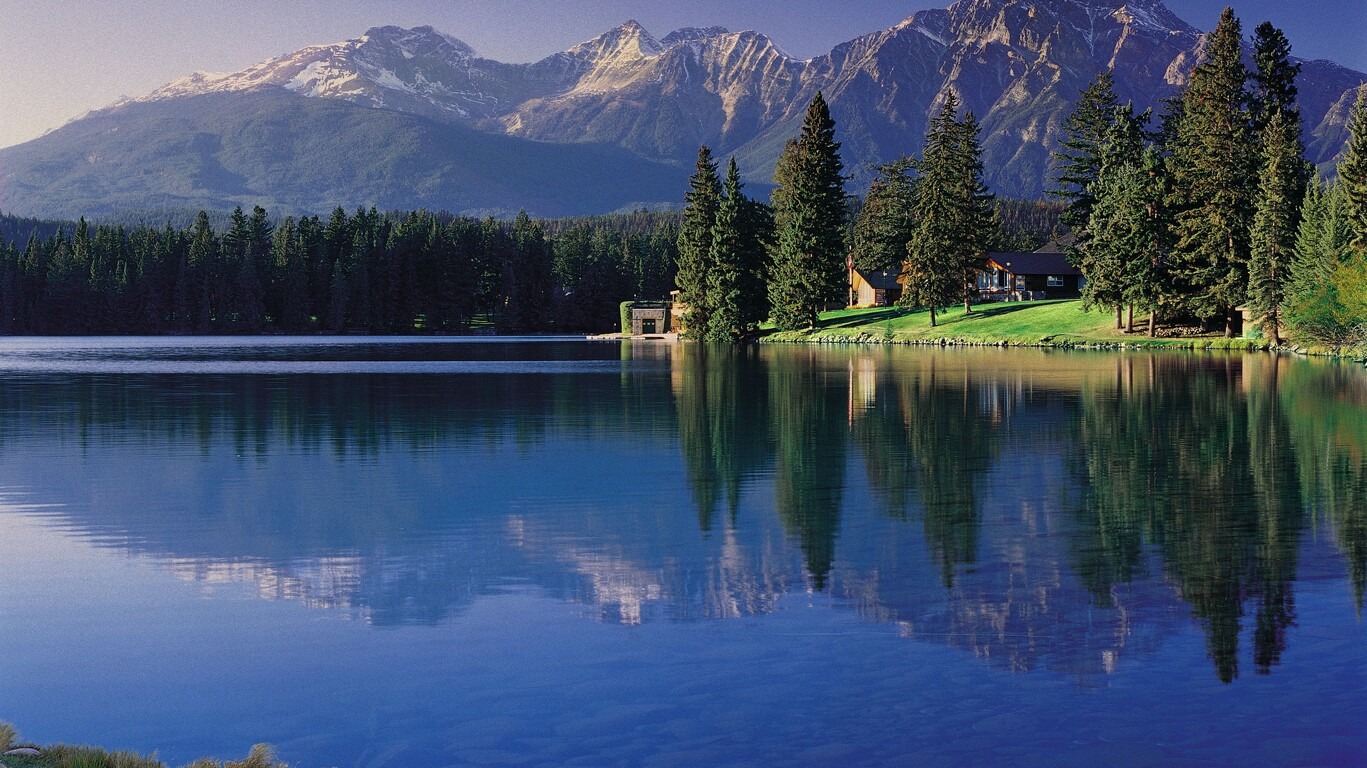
[0,0,1363,149]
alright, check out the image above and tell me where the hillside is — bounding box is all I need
[0,90,688,219]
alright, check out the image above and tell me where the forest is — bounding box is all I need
[0,177,1056,337]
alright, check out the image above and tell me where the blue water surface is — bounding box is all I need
[0,338,1362,767]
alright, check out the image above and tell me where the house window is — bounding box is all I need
[1047,276,1064,287]
[1015,276,1026,290]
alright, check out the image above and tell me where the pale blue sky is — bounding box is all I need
[1,0,1362,149]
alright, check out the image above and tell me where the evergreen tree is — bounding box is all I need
[900,92,992,326]
[1250,22,1302,136]
[1083,105,1151,329]
[1341,88,1367,253]
[1053,71,1120,237]
[704,158,766,342]
[851,157,917,273]
[273,216,312,331]
[1249,112,1305,344]
[950,110,996,312]
[1166,7,1257,336]
[769,92,847,330]
[1125,148,1172,337]
[676,147,722,338]
[185,211,219,332]
[738,196,774,332]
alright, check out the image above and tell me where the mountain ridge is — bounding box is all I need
[2,0,1363,217]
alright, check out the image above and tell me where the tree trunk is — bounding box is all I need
[930,306,937,328]
[1115,306,1123,330]
[1148,310,1156,338]
[1125,304,1134,333]
[1224,305,1236,338]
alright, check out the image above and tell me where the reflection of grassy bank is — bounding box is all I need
[0,723,282,768]
[762,301,1361,356]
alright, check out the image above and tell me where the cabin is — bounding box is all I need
[850,268,904,308]
[977,250,1083,301]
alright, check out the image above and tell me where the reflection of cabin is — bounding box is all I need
[850,268,905,308]
[628,301,673,335]
[977,250,1083,301]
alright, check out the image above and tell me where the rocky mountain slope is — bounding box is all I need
[1,0,1362,217]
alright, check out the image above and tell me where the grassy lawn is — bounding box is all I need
[763,300,1269,350]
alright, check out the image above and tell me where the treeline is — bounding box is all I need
[0,187,1059,336]
[0,206,680,334]
[1055,10,1367,343]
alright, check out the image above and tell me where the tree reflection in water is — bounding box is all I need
[0,342,1363,683]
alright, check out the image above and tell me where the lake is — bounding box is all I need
[0,338,1363,767]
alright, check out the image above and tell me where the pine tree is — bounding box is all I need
[676,147,722,338]
[185,211,219,332]
[738,197,773,332]
[1053,71,1120,237]
[1286,181,1351,342]
[705,158,768,342]
[1249,112,1305,344]
[950,110,996,313]
[851,157,917,273]
[901,93,967,327]
[1124,148,1172,337]
[1083,105,1150,329]
[1166,7,1257,336]
[769,92,847,330]
[706,160,747,342]
[1341,87,1367,253]
[1250,22,1302,136]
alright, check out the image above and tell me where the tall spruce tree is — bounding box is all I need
[1083,105,1150,329]
[901,92,969,327]
[1166,7,1257,336]
[851,157,917,273]
[1250,22,1302,137]
[952,110,996,312]
[676,147,722,338]
[769,92,847,330]
[706,159,750,342]
[1053,71,1120,240]
[1285,181,1345,341]
[1123,148,1172,337]
[1341,88,1367,253]
[1249,112,1305,344]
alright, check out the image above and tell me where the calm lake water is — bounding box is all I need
[0,338,1363,767]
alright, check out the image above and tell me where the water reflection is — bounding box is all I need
[0,341,1363,684]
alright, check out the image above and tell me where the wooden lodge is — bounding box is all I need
[850,268,905,308]
[977,249,1083,302]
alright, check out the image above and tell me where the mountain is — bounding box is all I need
[1,0,1363,218]
[0,89,689,218]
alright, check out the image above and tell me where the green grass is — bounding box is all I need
[0,723,283,768]
[762,300,1271,351]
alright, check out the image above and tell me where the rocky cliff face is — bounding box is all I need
[4,0,1364,214]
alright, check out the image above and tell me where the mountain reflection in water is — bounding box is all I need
[0,341,1363,687]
